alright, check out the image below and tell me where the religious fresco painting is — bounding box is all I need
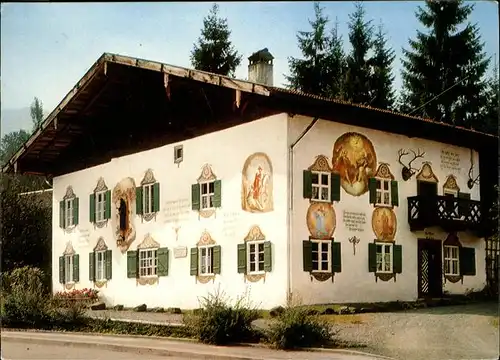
[306,202,336,240]
[112,177,137,253]
[332,132,377,197]
[371,207,397,242]
[241,152,274,213]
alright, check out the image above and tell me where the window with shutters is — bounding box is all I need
[375,178,391,206]
[199,246,214,275]
[200,181,215,210]
[95,191,106,223]
[444,245,460,276]
[95,250,106,281]
[311,171,331,202]
[139,249,157,277]
[376,243,393,273]
[65,199,75,227]
[64,255,74,284]
[247,241,265,274]
[143,183,155,215]
[311,240,331,272]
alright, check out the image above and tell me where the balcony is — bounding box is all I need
[407,195,482,232]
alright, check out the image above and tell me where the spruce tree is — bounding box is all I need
[286,2,331,96]
[190,4,242,77]
[30,97,44,131]
[400,0,489,128]
[369,23,395,110]
[344,2,374,105]
[481,59,499,135]
[324,18,347,99]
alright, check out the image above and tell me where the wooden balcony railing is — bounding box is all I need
[407,195,482,232]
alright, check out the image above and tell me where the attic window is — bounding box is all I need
[174,145,183,164]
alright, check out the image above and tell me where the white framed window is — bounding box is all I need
[311,171,330,202]
[142,184,154,215]
[95,250,106,281]
[174,145,183,163]
[376,243,393,273]
[311,239,331,272]
[199,246,214,276]
[139,249,157,277]
[64,255,74,283]
[247,241,265,274]
[444,245,460,276]
[376,178,391,206]
[95,191,106,222]
[200,181,215,210]
[65,199,74,227]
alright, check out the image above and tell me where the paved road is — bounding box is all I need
[2,339,184,360]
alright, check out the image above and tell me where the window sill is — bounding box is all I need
[374,203,393,208]
[247,271,265,276]
[311,198,332,203]
[375,271,393,275]
[199,273,215,277]
[200,207,215,211]
[311,270,332,274]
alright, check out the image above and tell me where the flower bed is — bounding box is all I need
[54,288,99,307]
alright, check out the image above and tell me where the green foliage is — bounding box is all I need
[0,130,30,166]
[30,97,44,131]
[344,1,374,105]
[190,4,242,77]
[481,60,499,135]
[1,175,52,275]
[266,305,333,350]
[400,0,489,128]
[183,288,260,345]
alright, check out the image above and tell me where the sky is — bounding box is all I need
[1,1,499,134]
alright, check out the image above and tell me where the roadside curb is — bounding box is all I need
[2,330,396,360]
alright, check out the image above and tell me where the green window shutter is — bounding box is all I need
[89,194,96,223]
[390,180,399,207]
[89,252,95,281]
[460,247,476,276]
[303,240,313,272]
[157,248,169,276]
[135,187,143,215]
[303,170,313,199]
[331,173,341,202]
[368,178,377,204]
[105,190,112,219]
[213,245,222,274]
[73,254,80,283]
[331,241,342,273]
[237,243,247,274]
[59,256,65,283]
[105,249,112,280]
[127,251,138,278]
[213,180,222,208]
[191,183,201,211]
[264,241,272,272]
[393,244,402,274]
[59,201,65,228]
[73,198,79,226]
[368,243,377,272]
[190,248,199,276]
[153,183,160,212]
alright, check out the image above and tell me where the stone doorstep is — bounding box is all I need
[1,330,397,360]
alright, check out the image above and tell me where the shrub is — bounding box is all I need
[266,305,333,350]
[184,288,260,345]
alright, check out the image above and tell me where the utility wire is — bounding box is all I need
[408,74,471,116]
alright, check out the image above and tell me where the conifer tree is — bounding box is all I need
[400,0,489,128]
[369,23,395,110]
[324,18,347,99]
[481,59,499,134]
[344,2,374,105]
[190,4,242,77]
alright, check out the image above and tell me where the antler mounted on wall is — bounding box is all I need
[467,151,480,189]
[397,148,426,181]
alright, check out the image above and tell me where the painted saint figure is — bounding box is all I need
[313,207,328,238]
[241,153,274,213]
[252,166,263,200]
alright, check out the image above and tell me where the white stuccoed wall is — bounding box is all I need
[52,113,289,309]
[289,115,485,305]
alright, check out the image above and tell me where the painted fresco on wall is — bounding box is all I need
[306,202,336,239]
[332,132,377,197]
[241,152,274,213]
[112,177,137,253]
[416,162,439,183]
[371,207,397,242]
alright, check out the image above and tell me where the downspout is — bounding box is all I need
[287,116,319,303]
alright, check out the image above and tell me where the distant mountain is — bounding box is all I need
[1,107,33,137]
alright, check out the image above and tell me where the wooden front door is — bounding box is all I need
[418,239,443,298]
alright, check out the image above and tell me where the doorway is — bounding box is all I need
[418,239,443,298]
[417,181,438,221]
